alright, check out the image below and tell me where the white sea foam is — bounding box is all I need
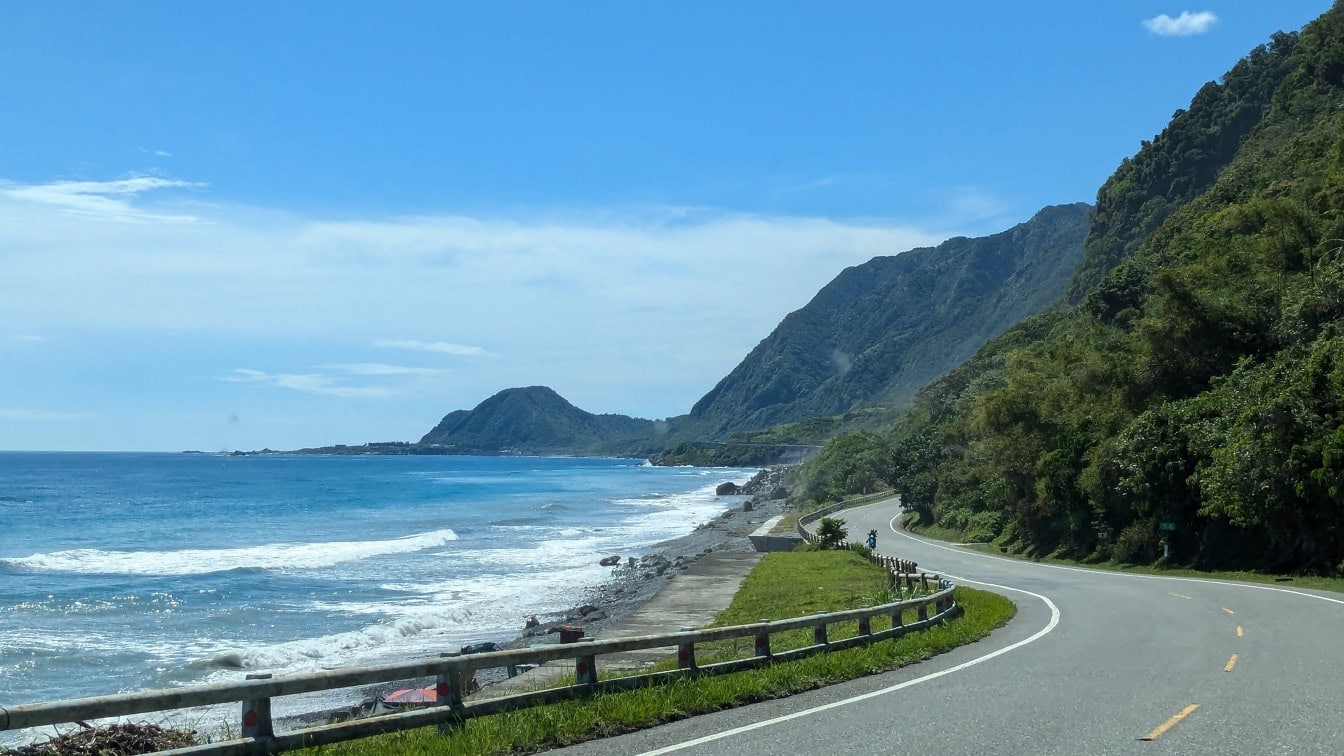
[191,576,584,680]
[1,529,459,576]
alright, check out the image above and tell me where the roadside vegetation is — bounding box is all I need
[300,550,1014,756]
[903,510,1344,595]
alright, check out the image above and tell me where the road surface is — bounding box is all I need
[552,496,1344,755]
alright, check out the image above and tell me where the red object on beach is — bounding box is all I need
[382,687,438,705]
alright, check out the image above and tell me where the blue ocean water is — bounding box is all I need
[0,452,752,716]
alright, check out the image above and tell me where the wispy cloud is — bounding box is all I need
[321,362,451,376]
[1142,11,1218,37]
[375,340,491,357]
[223,369,396,398]
[12,334,46,343]
[2,172,963,420]
[136,146,174,158]
[0,408,94,422]
[1,176,203,223]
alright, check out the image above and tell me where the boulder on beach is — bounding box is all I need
[567,604,606,621]
[599,555,621,566]
[715,482,740,495]
[525,615,539,629]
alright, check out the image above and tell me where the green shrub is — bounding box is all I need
[816,516,848,549]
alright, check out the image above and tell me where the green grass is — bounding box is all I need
[298,551,1015,756]
[903,513,1344,594]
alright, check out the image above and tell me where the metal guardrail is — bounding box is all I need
[1,547,956,756]
[795,490,898,538]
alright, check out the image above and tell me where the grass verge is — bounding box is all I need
[903,512,1344,594]
[299,550,1014,756]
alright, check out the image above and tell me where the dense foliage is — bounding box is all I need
[804,7,1344,575]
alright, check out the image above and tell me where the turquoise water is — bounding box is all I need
[0,452,752,715]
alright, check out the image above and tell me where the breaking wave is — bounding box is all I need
[1,529,459,576]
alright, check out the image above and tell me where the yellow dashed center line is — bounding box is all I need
[1236,625,1243,637]
[1225,654,1238,672]
[1140,703,1200,741]
[1222,607,1235,615]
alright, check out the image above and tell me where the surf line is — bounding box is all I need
[635,578,1061,756]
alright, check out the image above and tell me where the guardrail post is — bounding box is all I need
[437,652,464,708]
[754,620,772,658]
[917,602,929,622]
[813,614,828,646]
[677,627,697,670]
[858,614,871,636]
[575,638,598,685]
[241,673,273,740]
[891,605,904,630]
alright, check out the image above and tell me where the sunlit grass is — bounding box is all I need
[299,550,1014,756]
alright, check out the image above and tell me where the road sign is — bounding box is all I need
[1159,522,1176,531]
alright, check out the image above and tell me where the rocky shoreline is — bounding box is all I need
[508,465,792,646]
[293,466,794,726]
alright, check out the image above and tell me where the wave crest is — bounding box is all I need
[0,529,459,576]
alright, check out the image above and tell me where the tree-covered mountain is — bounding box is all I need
[687,203,1092,435]
[802,10,1344,574]
[419,386,660,456]
[1066,29,1300,304]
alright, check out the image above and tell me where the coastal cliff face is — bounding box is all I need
[685,202,1093,436]
[408,204,1095,460]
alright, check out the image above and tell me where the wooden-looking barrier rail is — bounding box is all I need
[2,514,955,755]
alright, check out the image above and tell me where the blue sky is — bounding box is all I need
[0,2,1329,451]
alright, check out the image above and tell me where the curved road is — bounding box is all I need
[554,497,1344,755]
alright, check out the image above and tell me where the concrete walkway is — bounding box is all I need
[470,551,763,700]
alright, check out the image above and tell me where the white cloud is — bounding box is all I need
[321,362,451,376]
[1,173,967,420]
[13,334,46,343]
[375,340,491,357]
[1142,11,1218,37]
[1,175,203,223]
[223,369,396,398]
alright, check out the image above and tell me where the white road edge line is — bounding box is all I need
[635,578,1060,756]
[886,512,1344,607]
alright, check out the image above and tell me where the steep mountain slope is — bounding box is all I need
[687,203,1091,435]
[419,386,656,455]
[804,11,1344,574]
[1066,30,1300,304]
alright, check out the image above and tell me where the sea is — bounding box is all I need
[0,451,754,734]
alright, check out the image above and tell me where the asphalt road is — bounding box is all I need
[551,497,1344,755]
